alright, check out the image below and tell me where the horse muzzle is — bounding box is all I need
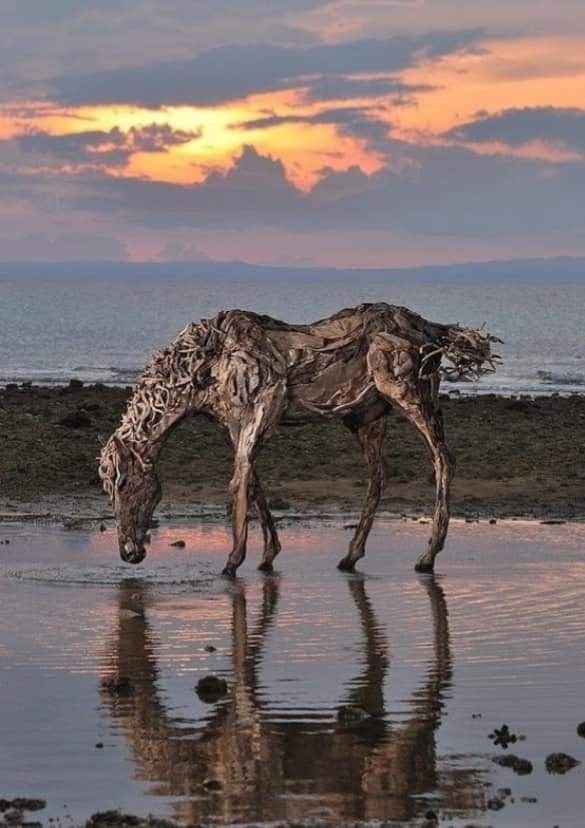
[120,540,147,565]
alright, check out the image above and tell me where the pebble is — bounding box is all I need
[545,752,581,774]
[169,540,186,548]
[492,754,533,775]
[195,675,228,703]
[489,723,518,748]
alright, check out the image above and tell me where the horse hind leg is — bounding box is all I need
[406,406,454,572]
[338,417,387,572]
[252,470,282,574]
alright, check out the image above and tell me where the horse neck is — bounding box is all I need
[119,378,201,462]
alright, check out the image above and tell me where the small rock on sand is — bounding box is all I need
[489,723,518,748]
[492,754,533,775]
[170,539,186,548]
[545,752,581,774]
[86,811,176,828]
[0,800,46,813]
[196,675,228,703]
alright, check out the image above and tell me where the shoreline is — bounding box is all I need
[1,383,585,522]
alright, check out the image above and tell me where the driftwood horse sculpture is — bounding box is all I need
[99,302,499,575]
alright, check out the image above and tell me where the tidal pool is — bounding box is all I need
[1,517,585,826]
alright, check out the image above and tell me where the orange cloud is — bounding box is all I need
[2,34,585,189]
[396,35,585,138]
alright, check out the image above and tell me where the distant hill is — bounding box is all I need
[1,255,584,283]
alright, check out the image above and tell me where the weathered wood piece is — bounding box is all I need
[99,302,500,574]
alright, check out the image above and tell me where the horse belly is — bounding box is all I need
[286,352,375,417]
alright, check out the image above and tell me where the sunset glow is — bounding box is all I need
[1,1,584,265]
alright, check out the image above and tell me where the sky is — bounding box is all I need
[1,0,584,267]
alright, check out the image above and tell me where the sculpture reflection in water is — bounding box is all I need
[100,577,485,824]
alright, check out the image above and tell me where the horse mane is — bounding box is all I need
[98,317,221,498]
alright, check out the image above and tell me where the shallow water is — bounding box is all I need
[1,518,585,826]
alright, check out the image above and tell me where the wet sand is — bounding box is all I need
[1,517,585,827]
[1,384,585,521]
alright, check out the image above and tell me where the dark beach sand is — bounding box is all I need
[1,384,585,520]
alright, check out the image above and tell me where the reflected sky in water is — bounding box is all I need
[1,518,585,826]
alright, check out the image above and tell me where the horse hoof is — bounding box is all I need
[222,565,237,578]
[337,558,355,572]
[414,559,434,574]
[257,561,274,574]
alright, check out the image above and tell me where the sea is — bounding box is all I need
[1,260,584,396]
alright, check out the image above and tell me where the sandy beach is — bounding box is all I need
[1,383,584,522]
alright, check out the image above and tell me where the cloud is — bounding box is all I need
[444,106,585,154]
[16,123,201,167]
[49,30,482,107]
[303,74,435,102]
[63,140,584,243]
[233,103,396,156]
[75,145,306,227]
[233,105,382,130]
[3,139,585,263]
[3,0,332,25]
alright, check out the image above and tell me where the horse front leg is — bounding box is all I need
[368,340,454,573]
[222,455,254,577]
[222,382,286,577]
[410,407,455,573]
[252,470,281,573]
[338,417,386,572]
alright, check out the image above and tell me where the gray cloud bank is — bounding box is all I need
[66,141,583,240]
[49,31,482,107]
[16,123,201,168]
[445,106,585,154]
